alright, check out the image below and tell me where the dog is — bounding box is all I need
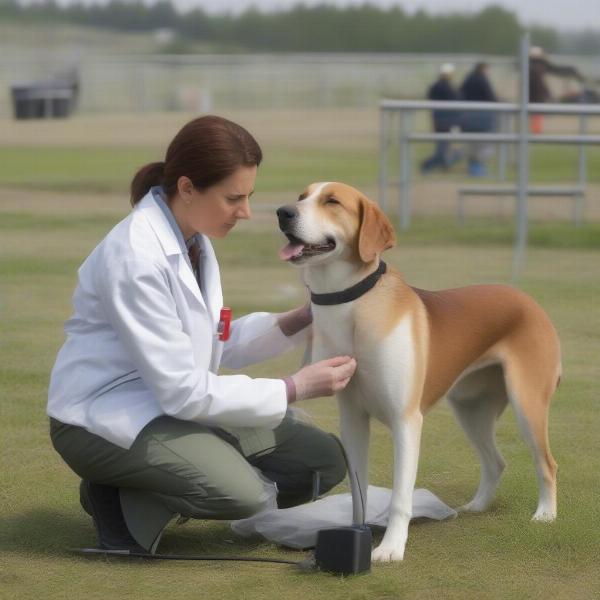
[277,182,561,562]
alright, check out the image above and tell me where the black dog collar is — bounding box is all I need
[310,261,387,306]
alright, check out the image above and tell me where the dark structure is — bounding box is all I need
[11,68,79,120]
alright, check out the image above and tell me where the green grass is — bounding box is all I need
[399,216,600,249]
[0,212,121,232]
[1,108,599,598]
[0,146,376,194]
[1,190,600,599]
[0,147,156,193]
[1,144,599,194]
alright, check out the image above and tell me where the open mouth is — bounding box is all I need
[279,233,336,262]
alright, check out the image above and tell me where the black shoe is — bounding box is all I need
[79,480,147,553]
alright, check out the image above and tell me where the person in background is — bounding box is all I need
[529,46,589,133]
[529,47,552,134]
[420,63,462,174]
[460,62,498,177]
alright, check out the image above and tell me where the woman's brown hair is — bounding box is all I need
[130,115,263,206]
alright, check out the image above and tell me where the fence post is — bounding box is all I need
[379,107,389,211]
[399,109,412,230]
[498,112,507,181]
[511,33,530,283]
[576,110,587,226]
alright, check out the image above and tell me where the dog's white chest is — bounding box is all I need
[312,305,416,425]
[311,304,356,358]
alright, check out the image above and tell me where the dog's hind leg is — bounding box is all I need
[503,358,558,522]
[447,363,508,513]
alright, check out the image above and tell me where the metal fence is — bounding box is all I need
[2,51,598,117]
[379,99,600,223]
[378,35,600,280]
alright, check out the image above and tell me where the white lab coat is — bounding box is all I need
[47,190,307,449]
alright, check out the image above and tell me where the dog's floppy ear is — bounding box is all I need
[357,195,396,263]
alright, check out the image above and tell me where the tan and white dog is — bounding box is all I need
[277,182,561,562]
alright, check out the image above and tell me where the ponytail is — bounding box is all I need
[129,116,263,208]
[130,161,165,207]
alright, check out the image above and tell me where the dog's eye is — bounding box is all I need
[325,197,339,205]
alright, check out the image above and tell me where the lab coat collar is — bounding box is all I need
[136,190,182,257]
[135,190,223,321]
[151,185,191,255]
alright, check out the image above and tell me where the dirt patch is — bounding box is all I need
[1,110,596,149]
[0,109,379,151]
[0,187,130,217]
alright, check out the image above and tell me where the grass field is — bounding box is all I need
[1,110,599,599]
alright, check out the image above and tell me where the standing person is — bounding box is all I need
[420,63,462,174]
[47,115,356,554]
[529,46,587,133]
[460,62,498,177]
[529,47,551,134]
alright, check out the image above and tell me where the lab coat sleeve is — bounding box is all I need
[96,258,287,428]
[220,311,311,370]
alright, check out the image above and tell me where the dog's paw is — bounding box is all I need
[531,509,556,522]
[457,499,488,513]
[371,543,405,563]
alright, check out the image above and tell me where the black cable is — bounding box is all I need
[73,547,300,565]
[328,433,366,526]
[72,434,358,568]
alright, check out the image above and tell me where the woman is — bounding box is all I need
[48,115,357,554]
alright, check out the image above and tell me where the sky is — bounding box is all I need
[34,0,600,31]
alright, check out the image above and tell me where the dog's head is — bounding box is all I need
[277,182,396,267]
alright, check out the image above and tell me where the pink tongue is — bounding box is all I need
[279,242,305,261]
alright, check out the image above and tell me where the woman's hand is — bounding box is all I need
[289,356,357,402]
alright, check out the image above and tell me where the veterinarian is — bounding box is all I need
[47,115,357,553]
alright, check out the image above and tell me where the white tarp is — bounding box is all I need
[231,486,457,549]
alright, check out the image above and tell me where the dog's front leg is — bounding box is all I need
[372,411,423,562]
[338,394,370,525]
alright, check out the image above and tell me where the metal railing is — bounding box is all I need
[379,98,600,228]
[379,35,600,280]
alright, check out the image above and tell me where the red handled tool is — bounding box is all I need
[218,307,232,341]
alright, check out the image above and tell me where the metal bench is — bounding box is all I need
[456,184,586,225]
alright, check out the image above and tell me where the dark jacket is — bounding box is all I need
[427,77,461,131]
[529,59,551,103]
[460,68,497,132]
[460,69,497,102]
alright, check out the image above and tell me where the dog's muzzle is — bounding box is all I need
[276,204,336,262]
[276,205,298,232]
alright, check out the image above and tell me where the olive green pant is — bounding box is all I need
[50,412,346,521]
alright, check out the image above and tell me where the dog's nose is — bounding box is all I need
[276,205,298,228]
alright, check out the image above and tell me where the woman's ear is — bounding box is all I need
[177,176,194,201]
[357,195,396,263]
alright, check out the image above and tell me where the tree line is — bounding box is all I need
[1,1,598,55]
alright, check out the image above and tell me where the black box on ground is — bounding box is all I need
[314,525,372,575]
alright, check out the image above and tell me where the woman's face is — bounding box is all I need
[176,165,256,240]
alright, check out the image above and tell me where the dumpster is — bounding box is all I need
[11,77,78,120]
